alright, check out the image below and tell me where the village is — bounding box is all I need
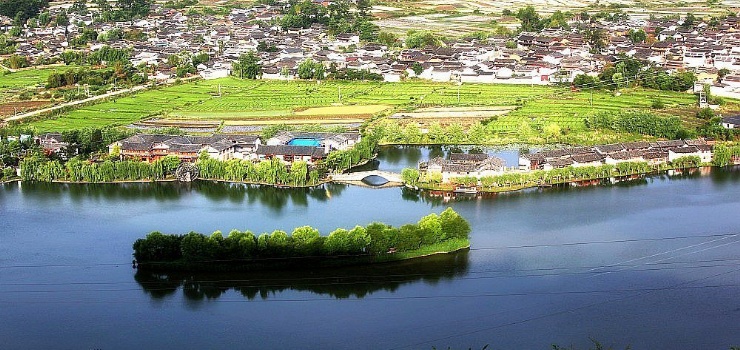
[1,1,740,186]
[6,0,740,94]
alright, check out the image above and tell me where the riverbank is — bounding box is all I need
[0,178,20,184]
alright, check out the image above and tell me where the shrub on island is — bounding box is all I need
[133,208,470,270]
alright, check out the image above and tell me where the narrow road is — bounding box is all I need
[3,85,148,122]
[3,76,199,122]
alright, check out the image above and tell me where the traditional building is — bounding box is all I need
[34,133,70,156]
[255,145,326,164]
[421,153,506,183]
[110,134,261,162]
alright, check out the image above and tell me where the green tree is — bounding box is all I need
[405,31,442,49]
[627,28,646,43]
[0,0,49,23]
[682,13,697,28]
[543,122,561,141]
[70,0,88,15]
[439,207,471,239]
[297,58,324,80]
[116,0,152,19]
[325,228,351,255]
[6,54,29,69]
[55,11,69,27]
[268,230,291,257]
[377,31,398,47]
[231,51,262,79]
[515,6,542,32]
[291,226,321,256]
[584,27,607,52]
[572,74,599,89]
[417,213,442,244]
[411,62,424,76]
[401,168,420,185]
[712,144,731,166]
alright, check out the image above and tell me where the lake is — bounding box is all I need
[1,147,738,349]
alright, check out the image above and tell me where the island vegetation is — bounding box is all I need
[132,207,471,271]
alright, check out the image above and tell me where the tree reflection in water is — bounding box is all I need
[134,250,469,304]
[16,181,349,212]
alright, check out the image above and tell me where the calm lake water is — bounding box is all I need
[1,147,739,350]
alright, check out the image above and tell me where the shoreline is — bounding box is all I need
[408,166,720,195]
[12,165,725,192]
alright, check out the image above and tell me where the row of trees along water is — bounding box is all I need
[402,157,706,188]
[133,208,470,264]
[19,130,380,184]
[20,155,180,182]
[198,157,320,186]
[712,144,740,167]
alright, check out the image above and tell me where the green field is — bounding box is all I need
[0,68,54,100]
[22,77,708,133]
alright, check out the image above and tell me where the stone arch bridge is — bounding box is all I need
[330,171,404,184]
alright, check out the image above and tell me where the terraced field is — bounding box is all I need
[373,0,740,37]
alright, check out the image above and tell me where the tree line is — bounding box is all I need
[46,65,145,89]
[60,46,132,66]
[232,53,384,82]
[0,0,49,23]
[279,0,376,40]
[19,155,179,182]
[711,144,740,167]
[572,55,697,92]
[198,156,320,186]
[132,207,471,264]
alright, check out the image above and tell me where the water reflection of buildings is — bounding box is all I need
[134,251,469,303]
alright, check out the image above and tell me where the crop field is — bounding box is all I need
[28,78,554,131]
[0,68,53,92]
[26,77,710,135]
[373,0,740,17]
[0,101,51,117]
[0,68,55,113]
[489,88,700,133]
[373,0,740,37]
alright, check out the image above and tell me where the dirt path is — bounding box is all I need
[3,76,199,123]
[3,85,148,122]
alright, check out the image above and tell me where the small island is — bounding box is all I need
[132,207,470,272]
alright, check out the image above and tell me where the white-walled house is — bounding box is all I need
[720,115,740,129]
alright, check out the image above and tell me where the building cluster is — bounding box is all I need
[101,131,359,164]
[7,2,740,87]
[519,139,713,170]
[419,153,506,183]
